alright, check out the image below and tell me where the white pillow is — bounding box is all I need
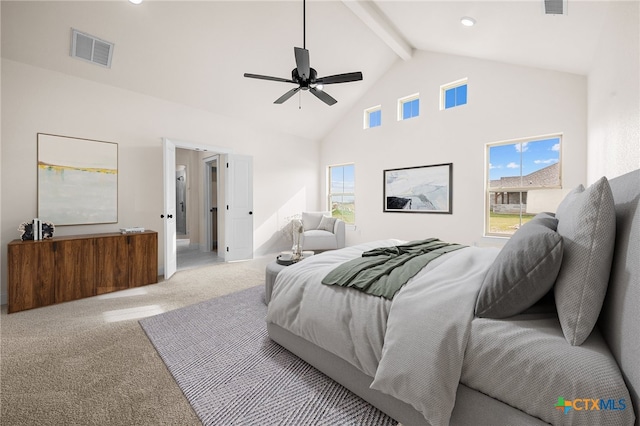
[554,177,616,346]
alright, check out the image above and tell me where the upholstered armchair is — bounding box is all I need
[300,211,346,251]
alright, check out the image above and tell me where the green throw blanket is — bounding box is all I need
[322,238,466,300]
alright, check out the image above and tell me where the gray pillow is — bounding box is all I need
[554,177,616,346]
[529,212,557,230]
[317,216,337,233]
[475,213,563,318]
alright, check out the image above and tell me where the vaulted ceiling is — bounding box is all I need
[1,1,619,140]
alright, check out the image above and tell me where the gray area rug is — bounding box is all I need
[139,286,398,426]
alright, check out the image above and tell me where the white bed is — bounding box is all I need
[266,169,639,426]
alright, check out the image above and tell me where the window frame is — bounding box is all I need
[363,105,382,129]
[440,78,468,110]
[327,163,356,226]
[397,93,420,121]
[484,134,563,238]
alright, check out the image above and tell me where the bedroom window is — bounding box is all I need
[398,94,419,120]
[486,135,562,237]
[328,164,355,225]
[364,106,382,129]
[441,78,468,110]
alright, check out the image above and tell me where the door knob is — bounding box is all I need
[168,214,173,219]
[160,214,165,218]
[249,211,253,215]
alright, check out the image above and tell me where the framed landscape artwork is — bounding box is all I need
[383,163,453,214]
[38,133,118,225]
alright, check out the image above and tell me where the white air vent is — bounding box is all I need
[70,29,114,68]
[544,0,568,15]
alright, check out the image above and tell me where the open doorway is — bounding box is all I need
[176,165,187,236]
[174,148,222,272]
[205,156,219,252]
[162,138,253,279]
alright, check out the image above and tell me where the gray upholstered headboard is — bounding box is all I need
[599,169,639,425]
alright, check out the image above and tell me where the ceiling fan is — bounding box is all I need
[243,0,363,106]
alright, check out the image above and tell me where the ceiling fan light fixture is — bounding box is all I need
[316,84,324,91]
[129,0,143,4]
[460,16,476,27]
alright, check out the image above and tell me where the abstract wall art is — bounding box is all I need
[383,163,452,214]
[38,133,118,225]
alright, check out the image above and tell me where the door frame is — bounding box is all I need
[203,154,219,256]
[162,138,233,278]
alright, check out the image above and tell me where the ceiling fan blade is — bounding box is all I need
[316,72,363,85]
[244,73,295,84]
[274,87,301,104]
[310,87,337,106]
[294,47,310,80]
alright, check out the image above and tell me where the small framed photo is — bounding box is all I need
[383,163,453,214]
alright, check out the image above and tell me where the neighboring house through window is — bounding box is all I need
[486,135,562,236]
[398,94,419,120]
[328,164,355,225]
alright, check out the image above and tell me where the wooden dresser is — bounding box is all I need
[7,231,158,313]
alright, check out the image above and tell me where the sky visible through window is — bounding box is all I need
[330,164,355,224]
[369,109,381,128]
[331,165,355,202]
[444,84,467,109]
[402,98,419,120]
[489,137,560,181]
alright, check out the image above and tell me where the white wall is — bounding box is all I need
[587,1,640,183]
[321,50,587,247]
[1,59,320,301]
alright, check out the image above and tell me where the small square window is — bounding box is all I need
[441,79,468,110]
[364,106,382,129]
[370,110,381,127]
[398,94,420,121]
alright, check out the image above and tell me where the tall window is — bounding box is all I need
[486,135,562,236]
[328,164,355,225]
[398,94,420,120]
[364,106,382,129]
[441,78,468,110]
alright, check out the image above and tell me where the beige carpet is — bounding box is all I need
[1,256,271,426]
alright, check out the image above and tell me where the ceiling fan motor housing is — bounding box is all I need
[292,67,317,89]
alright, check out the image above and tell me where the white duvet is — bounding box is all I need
[266,240,499,425]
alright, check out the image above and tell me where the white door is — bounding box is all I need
[224,154,253,261]
[163,138,177,279]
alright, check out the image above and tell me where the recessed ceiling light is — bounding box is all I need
[129,0,143,4]
[460,17,476,27]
